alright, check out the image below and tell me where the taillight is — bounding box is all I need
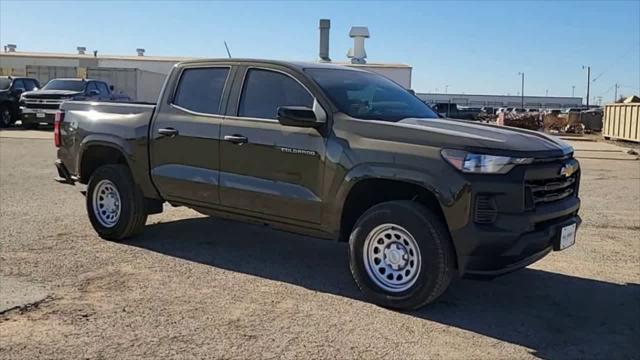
[54,111,64,147]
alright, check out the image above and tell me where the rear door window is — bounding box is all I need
[238,69,313,120]
[173,67,229,115]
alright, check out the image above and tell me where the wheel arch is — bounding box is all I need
[338,177,450,242]
[77,139,132,184]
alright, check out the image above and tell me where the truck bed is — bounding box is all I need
[57,100,158,197]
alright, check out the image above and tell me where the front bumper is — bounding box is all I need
[447,156,582,276]
[20,107,57,125]
[462,209,581,277]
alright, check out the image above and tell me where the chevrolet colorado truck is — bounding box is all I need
[54,59,581,309]
[20,78,128,129]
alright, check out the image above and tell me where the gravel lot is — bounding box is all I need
[1,131,639,359]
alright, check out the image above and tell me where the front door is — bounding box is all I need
[219,67,326,223]
[149,65,232,205]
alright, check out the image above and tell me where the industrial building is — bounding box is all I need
[1,19,581,108]
[0,21,412,103]
[418,92,583,109]
[0,47,187,102]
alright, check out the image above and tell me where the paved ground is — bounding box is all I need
[0,130,639,359]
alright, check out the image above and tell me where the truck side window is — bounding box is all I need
[96,82,110,94]
[12,79,25,91]
[86,82,98,93]
[24,79,38,91]
[238,69,313,120]
[173,67,229,115]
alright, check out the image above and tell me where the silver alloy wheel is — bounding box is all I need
[1,108,10,126]
[363,223,422,293]
[92,179,121,228]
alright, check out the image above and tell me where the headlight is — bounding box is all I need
[441,149,533,174]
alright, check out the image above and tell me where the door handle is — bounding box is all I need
[224,134,248,145]
[158,128,179,137]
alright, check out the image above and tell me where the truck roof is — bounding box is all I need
[177,58,372,72]
[49,78,103,81]
[0,76,37,80]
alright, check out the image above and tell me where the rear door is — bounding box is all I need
[149,65,233,205]
[218,66,327,224]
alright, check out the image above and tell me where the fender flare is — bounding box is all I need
[334,163,454,215]
[76,134,133,181]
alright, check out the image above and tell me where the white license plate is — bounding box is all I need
[36,112,46,118]
[559,223,577,250]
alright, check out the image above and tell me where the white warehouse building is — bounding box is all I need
[0,48,412,103]
[418,92,583,109]
[0,48,192,102]
[0,20,414,102]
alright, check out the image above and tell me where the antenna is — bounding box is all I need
[224,41,232,58]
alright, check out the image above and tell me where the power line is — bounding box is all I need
[592,42,640,83]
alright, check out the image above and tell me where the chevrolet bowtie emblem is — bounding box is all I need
[559,161,578,177]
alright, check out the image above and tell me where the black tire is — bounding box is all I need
[0,106,13,128]
[348,200,456,310]
[22,121,38,130]
[86,164,147,241]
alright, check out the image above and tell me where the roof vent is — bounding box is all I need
[347,27,369,64]
[318,19,331,62]
[6,44,17,52]
[77,46,86,55]
[136,48,145,56]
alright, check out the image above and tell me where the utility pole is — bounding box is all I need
[614,83,619,102]
[583,65,591,107]
[518,72,524,108]
[445,85,449,94]
[545,89,549,97]
[571,85,575,97]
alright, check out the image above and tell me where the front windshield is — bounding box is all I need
[0,78,11,90]
[305,68,438,122]
[43,79,86,91]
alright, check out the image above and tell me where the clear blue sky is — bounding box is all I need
[1,0,638,102]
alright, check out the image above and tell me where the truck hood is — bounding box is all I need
[22,90,82,98]
[397,117,573,158]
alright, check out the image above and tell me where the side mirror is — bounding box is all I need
[14,88,24,95]
[88,89,100,96]
[277,106,320,128]
[109,85,114,91]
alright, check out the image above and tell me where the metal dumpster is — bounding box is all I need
[603,103,640,143]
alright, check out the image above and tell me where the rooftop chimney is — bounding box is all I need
[318,19,331,62]
[6,44,17,52]
[77,46,86,55]
[347,27,369,64]
[136,48,145,56]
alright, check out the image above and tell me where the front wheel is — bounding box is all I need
[86,164,147,241]
[349,201,456,310]
[0,106,13,128]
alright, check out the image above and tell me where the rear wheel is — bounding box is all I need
[86,164,147,240]
[349,200,455,310]
[0,106,13,128]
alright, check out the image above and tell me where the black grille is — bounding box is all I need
[24,103,61,110]
[526,173,577,206]
[474,194,497,223]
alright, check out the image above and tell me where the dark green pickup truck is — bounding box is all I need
[54,59,581,309]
